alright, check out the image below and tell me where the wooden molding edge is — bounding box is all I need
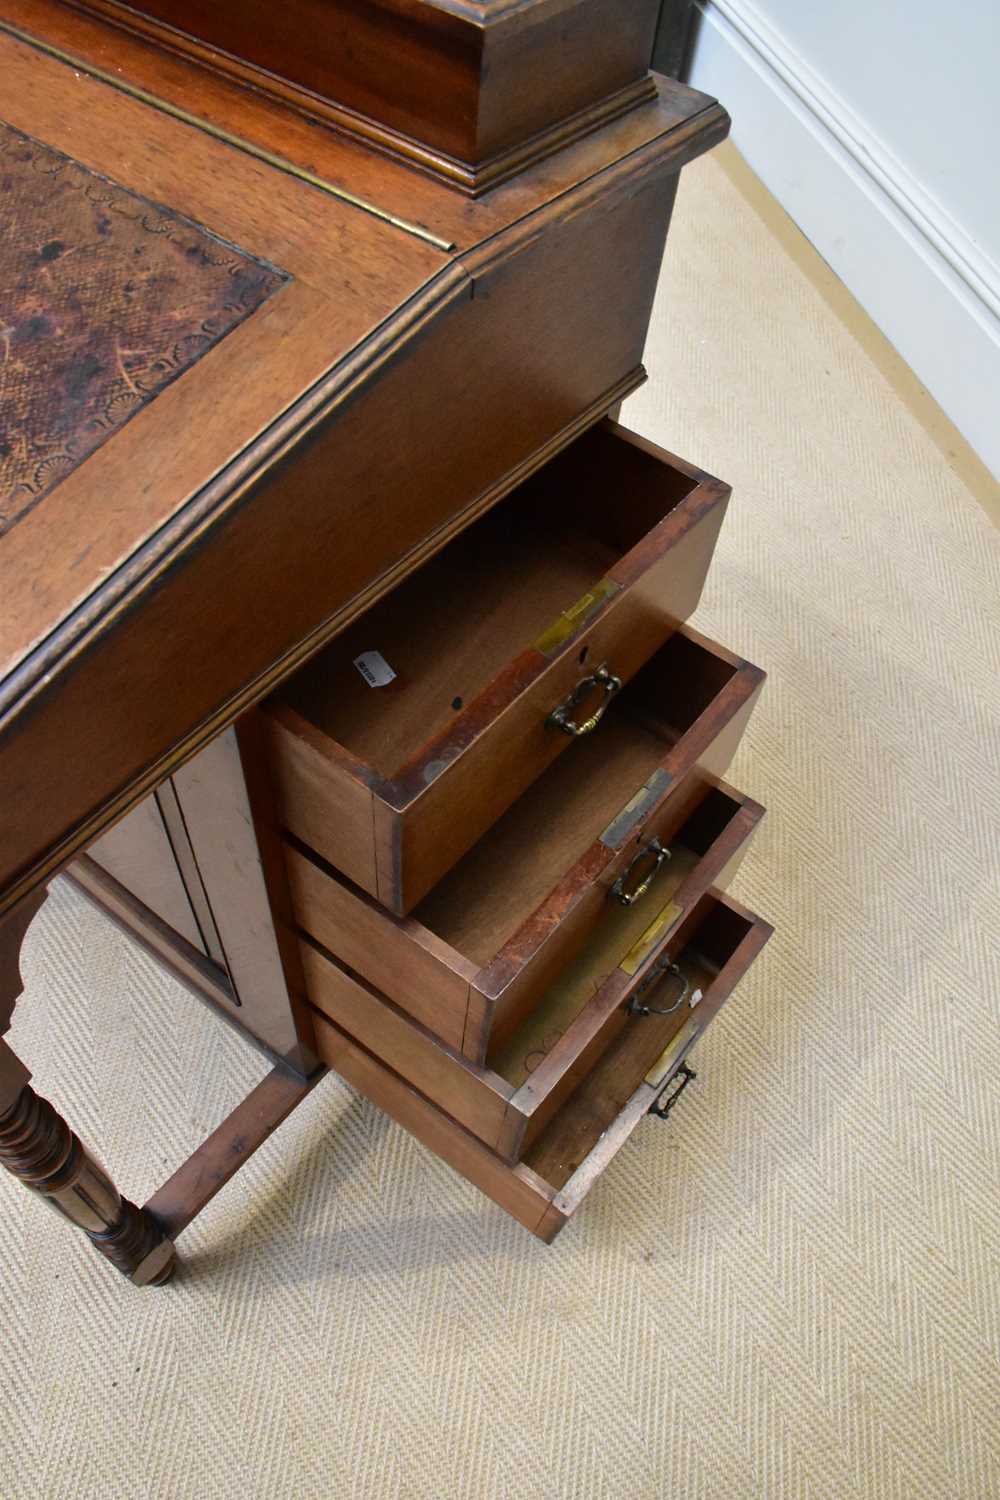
[0,261,470,730]
[2,365,645,919]
[291,76,660,199]
[62,0,658,194]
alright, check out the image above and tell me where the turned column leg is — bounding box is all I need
[0,1072,176,1285]
[0,891,175,1287]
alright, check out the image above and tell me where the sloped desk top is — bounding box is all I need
[0,0,728,915]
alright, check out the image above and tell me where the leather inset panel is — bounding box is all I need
[0,120,288,532]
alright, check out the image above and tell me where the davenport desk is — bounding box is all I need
[0,0,772,1288]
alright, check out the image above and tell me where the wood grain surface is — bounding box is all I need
[285,626,765,1062]
[0,3,727,916]
[296,778,764,1165]
[308,891,772,1239]
[265,419,730,913]
[65,0,663,191]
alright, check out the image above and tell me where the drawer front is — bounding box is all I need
[496,790,765,1156]
[529,894,773,1236]
[265,423,731,916]
[295,780,763,1164]
[299,939,514,1152]
[473,630,765,1047]
[283,625,765,1065]
[310,893,773,1240]
[284,843,482,1059]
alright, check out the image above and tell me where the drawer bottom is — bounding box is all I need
[312,892,772,1240]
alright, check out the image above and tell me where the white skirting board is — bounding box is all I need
[688,0,1000,479]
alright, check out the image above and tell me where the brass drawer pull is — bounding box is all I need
[649,1062,698,1120]
[628,958,700,1015]
[547,663,622,737]
[610,838,670,907]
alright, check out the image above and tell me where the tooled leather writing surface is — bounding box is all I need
[0,120,288,534]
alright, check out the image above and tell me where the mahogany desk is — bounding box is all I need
[0,0,769,1287]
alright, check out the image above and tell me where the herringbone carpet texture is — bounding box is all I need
[2,146,998,1500]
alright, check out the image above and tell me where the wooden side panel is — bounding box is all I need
[679,675,765,794]
[170,727,318,1074]
[67,854,235,1015]
[86,792,206,953]
[284,841,477,1058]
[84,0,483,160]
[371,797,400,910]
[263,704,379,897]
[477,0,661,158]
[312,1013,557,1236]
[299,939,515,1155]
[481,878,609,1050]
[154,779,229,966]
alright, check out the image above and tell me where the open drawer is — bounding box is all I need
[310,892,774,1241]
[298,776,763,1162]
[284,624,765,1062]
[263,420,730,915]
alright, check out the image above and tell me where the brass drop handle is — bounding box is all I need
[546,663,622,737]
[610,837,670,907]
[628,958,701,1015]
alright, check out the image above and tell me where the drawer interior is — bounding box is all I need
[523,894,757,1191]
[413,631,742,969]
[307,892,771,1241]
[275,432,701,780]
[487,785,747,1085]
[292,773,760,1161]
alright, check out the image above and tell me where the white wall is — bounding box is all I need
[688,0,1000,477]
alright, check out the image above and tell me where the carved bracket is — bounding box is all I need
[0,887,47,1037]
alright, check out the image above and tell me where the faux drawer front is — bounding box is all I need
[311,892,774,1241]
[284,624,765,1063]
[298,778,763,1163]
[263,420,730,916]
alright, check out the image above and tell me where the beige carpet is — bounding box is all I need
[4,143,999,1500]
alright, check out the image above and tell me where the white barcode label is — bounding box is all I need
[353,650,396,688]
